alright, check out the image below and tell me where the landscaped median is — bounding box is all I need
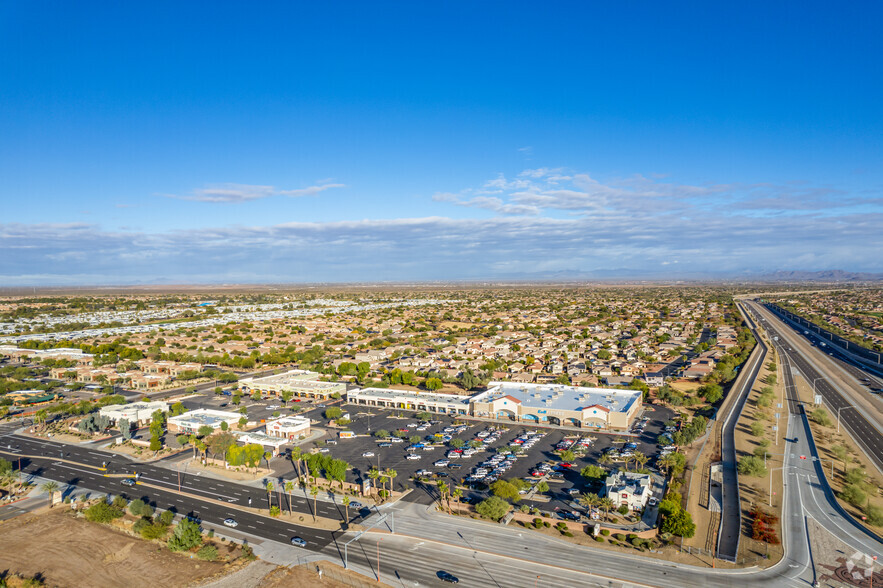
[133,477,361,532]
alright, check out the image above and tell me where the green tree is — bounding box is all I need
[580,465,606,482]
[449,438,465,449]
[661,508,696,538]
[424,377,443,391]
[375,429,390,439]
[489,479,521,502]
[167,518,203,552]
[325,407,343,420]
[475,496,512,521]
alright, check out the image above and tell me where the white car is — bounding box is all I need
[223,518,238,528]
[406,454,421,460]
[362,451,375,457]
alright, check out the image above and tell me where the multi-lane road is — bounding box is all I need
[746,299,883,474]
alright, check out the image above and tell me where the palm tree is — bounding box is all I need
[264,451,273,471]
[622,453,634,471]
[437,481,449,513]
[578,492,600,514]
[266,481,274,510]
[284,480,295,515]
[41,481,60,508]
[598,453,612,466]
[633,452,648,472]
[189,435,199,458]
[309,486,319,521]
[290,447,303,481]
[342,495,351,522]
[383,468,397,501]
[368,468,381,500]
[598,497,615,522]
[452,487,463,511]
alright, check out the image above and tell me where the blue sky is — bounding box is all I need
[1,2,881,284]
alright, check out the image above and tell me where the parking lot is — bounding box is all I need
[175,391,674,514]
[326,402,674,509]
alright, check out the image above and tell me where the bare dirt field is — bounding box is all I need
[0,509,231,588]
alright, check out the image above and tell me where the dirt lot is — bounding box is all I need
[0,509,231,588]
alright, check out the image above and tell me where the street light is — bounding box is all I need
[837,404,859,434]
[811,377,824,398]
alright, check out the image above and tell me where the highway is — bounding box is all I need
[747,300,883,474]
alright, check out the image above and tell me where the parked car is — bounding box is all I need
[362,451,375,457]
[406,454,421,460]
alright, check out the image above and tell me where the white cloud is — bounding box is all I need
[165,182,345,203]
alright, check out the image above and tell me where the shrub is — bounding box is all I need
[617,504,629,515]
[563,531,574,537]
[129,499,145,516]
[158,510,174,526]
[811,408,833,427]
[141,522,169,540]
[749,422,765,437]
[601,529,610,536]
[543,521,550,528]
[865,505,883,527]
[840,484,867,507]
[595,536,605,542]
[614,533,626,541]
[750,507,780,545]
[197,545,218,561]
[84,501,124,523]
[737,455,767,477]
[167,518,203,552]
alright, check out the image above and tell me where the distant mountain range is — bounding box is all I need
[754,270,883,282]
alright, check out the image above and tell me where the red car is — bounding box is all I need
[558,462,576,469]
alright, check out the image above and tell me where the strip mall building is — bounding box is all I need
[348,382,642,430]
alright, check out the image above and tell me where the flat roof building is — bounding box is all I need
[99,401,169,425]
[167,408,241,435]
[347,388,471,415]
[238,369,346,400]
[470,382,642,430]
[265,415,311,440]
